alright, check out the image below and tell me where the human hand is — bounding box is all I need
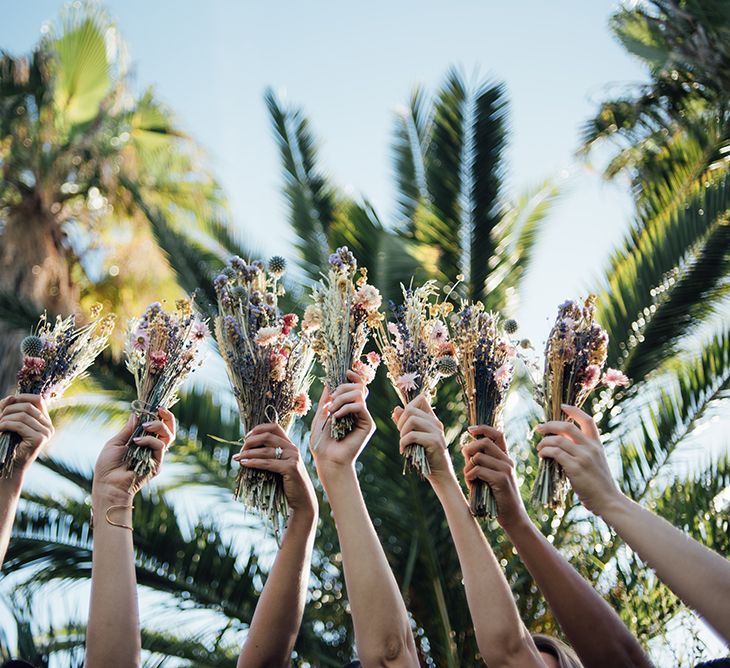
[93,407,176,506]
[462,425,528,530]
[233,423,317,520]
[536,404,621,516]
[0,394,54,474]
[309,370,375,481]
[392,394,455,488]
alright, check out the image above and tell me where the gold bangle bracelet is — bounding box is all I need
[105,504,134,531]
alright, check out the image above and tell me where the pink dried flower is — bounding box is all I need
[191,322,208,341]
[353,359,376,385]
[494,363,512,385]
[292,391,312,416]
[148,351,168,373]
[353,284,382,311]
[429,320,448,345]
[270,351,287,382]
[255,326,282,346]
[281,313,299,335]
[366,351,381,367]
[581,364,602,389]
[602,368,629,388]
[132,328,149,351]
[396,371,420,393]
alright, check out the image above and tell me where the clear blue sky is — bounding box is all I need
[6,0,647,345]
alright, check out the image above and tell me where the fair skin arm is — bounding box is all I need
[0,394,55,567]
[538,403,730,644]
[311,371,419,668]
[463,425,654,668]
[85,408,175,668]
[393,396,543,668]
[232,423,318,668]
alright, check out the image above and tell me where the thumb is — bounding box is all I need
[561,404,600,440]
[113,412,138,445]
[392,406,404,424]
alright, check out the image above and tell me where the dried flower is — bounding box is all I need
[374,280,454,478]
[123,299,208,488]
[310,246,381,440]
[1,307,115,478]
[602,367,629,388]
[212,257,313,536]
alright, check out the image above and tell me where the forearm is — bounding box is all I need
[0,471,24,567]
[601,493,730,642]
[432,478,541,668]
[505,513,652,668]
[85,490,141,668]
[238,509,317,668]
[321,465,418,667]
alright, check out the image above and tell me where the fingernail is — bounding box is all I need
[560,403,569,409]
[535,425,544,433]
[142,421,152,427]
[240,458,250,464]
[133,437,142,443]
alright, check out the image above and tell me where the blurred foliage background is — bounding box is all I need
[0,1,729,666]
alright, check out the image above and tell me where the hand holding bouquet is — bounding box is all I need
[0,305,114,478]
[307,246,382,440]
[213,256,314,533]
[532,296,628,508]
[123,299,208,489]
[374,280,458,478]
[452,304,518,517]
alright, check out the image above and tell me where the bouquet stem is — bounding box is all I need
[402,443,430,479]
[123,419,159,491]
[331,413,355,441]
[234,466,288,529]
[469,480,498,518]
[532,456,568,509]
[0,431,21,479]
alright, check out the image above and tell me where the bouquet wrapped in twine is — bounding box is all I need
[123,299,208,489]
[532,296,628,508]
[307,246,382,440]
[213,256,314,532]
[452,304,519,518]
[374,280,458,478]
[0,304,114,478]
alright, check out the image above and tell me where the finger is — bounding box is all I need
[345,369,366,387]
[400,414,437,437]
[411,393,433,413]
[560,404,600,440]
[239,458,287,474]
[536,435,578,455]
[14,394,44,409]
[2,402,46,424]
[0,396,14,414]
[0,419,38,444]
[234,446,293,461]
[241,433,294,453]
[535,420,587,444]
[329,390,365,415]
[465,465,502,483]
[0,411,47,437]
[311,398,332,434]
[132,435,165,452]
[392,406,404,424]
[158,407,177,443]
[141,420,174,446]
[538,446,576,468]
[467,425,506,451]
[396,404,431,430]
[471,452,511,473]
[399,430,441,453]
[462,438,503,460]
[248,422,288,439]
[332,401,367,419]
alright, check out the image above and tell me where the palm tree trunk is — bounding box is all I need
[0,197,77,392]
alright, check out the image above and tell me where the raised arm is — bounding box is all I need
[232,423,318,667]
[86,408,175,668]
[537,403,730,644]
[463,425,653,668]
[310,370,419,668]
[394,396,543,668]
[0,394,54,567]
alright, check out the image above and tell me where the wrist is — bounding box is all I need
[499,506,531,533]
[316,460,357,487]
[92,482,134,509]
[288,505,318,531]
[595,488,631,521]
[429,468,460,493]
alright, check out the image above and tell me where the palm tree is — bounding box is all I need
[4,2,730,665]
[0,2,225,390]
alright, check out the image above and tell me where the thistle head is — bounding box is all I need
[20,335,44,358]
[503,318,519,335]
[268,255,287,278]
[436,355,458,377]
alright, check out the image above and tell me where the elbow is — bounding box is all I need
[476,628,534,668]
[358,630,418,667]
